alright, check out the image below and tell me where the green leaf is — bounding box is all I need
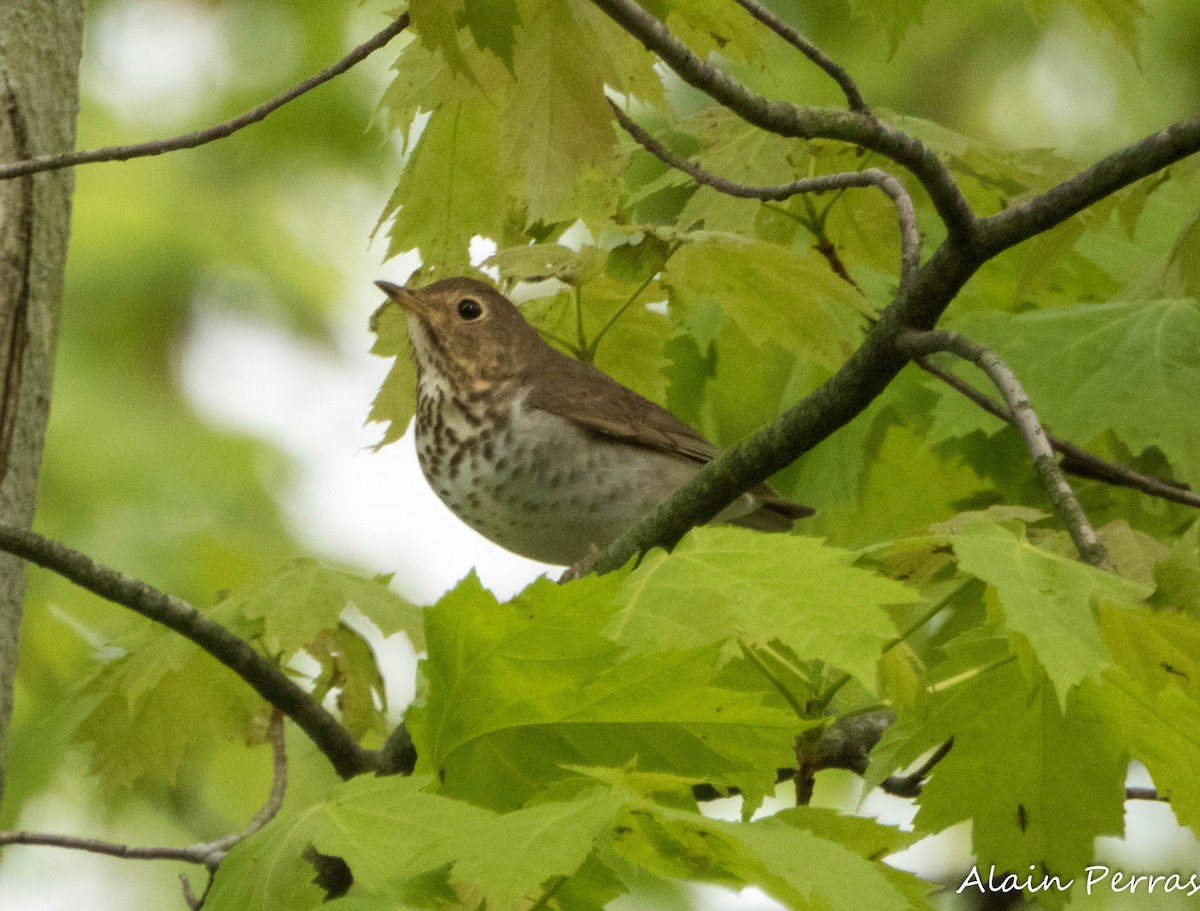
[385,96,506,277]
[367,300,417,448]
[1163,209,1200,298]
[205,806,327,911]
[943,300,1200,487]
[951,521,1149,704]
[918,672,1127,888]
[849,0,931,54]
[407,572,800,810]
[871,637,1125,889]
[1101,677,1200,834]
[308,625,388,740]
[664,239,869,372]
[1099,601,1200,829]
[605,234,670,285]
[205,730,347,910]
[523,272,675,403]
[651,0,767,64]
[645,108,796,234]
[609,801,929,911]
[313,775,625,907]
[379,39,455,146]
[501,0,618,223]
[75,644,263,793]
[612,527,915,690]
[1152,521,1200,613]
[463,0,520,69]
[409,0,470,75]
[74,558,419,791]
[220,557,424,654]
[487,243,603,286]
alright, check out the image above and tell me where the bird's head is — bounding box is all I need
[374,277,544,385]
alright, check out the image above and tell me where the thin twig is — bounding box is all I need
[611,101,920,290]
[567,10,1199,575]
[0,710,289,868]
[880,739,953,798]
[731,0,869,113]
[738,639,809,719]
[0,14,411,181]
[917,357,1200,509]
[879,754,1170,803]
[180,871,212,910]
[884,777,1169,803]
[979,113,1200,256]
[814,581,972,715]
[0,523,373,777]
[1126,786,1168,802]
[589,0,977,238]
[585,240,681,358]
[198,709,289,862]
[897,330,1112,570]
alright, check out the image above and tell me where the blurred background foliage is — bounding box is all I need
[3,0,1199,907]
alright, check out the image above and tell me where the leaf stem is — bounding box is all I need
[886,579,974,650]
[584,240,682,360]
[926,654,1017,695]
[812,579,972,715]
[573,286,589,358]
[537,327,585,358]
[738,639,809,720]
[758,642,815,689]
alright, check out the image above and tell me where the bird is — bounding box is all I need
[374,276,813,566]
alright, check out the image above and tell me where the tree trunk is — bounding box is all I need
[0,0,84,803]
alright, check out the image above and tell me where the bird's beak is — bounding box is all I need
[374,280,423,314]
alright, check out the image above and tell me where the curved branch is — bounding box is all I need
[611,102,919,290]
[591,237,982,573]
[0,13,411,181]
[0,710,288,866]
[589,0,976,238]
[897,329,1111,570]
[200,709,289,862]
[917,357,1200,510]
[0,524,372,778]
[979,113,1200,255]
[730,0,869,113]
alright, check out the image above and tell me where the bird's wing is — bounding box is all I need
[525,355,718,463]
[526,352,814,522]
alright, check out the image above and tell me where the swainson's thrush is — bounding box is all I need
[375,277,813,565]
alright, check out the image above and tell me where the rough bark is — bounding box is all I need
[0,0,84,803]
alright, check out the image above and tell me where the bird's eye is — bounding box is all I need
[457,298,483,321]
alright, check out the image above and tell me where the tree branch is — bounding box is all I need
[730,0,869,113]
[917,357,1200,510]
[978,113,1200,255]
[880,739,953,798]
[0,709,287,867]
[0,523,372,778]
[896,329,1112,570]
[611,101,920,290]
[591,237,982,573]
[0,13,411,181]
[588,0,976,238]
[196,709,289,862]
